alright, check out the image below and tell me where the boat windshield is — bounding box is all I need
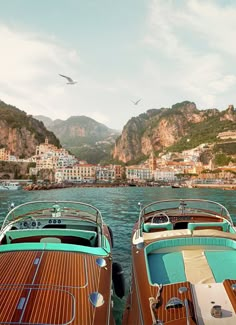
[1,200,104,230]
[139,199,233,229]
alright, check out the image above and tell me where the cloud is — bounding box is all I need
[0,23,129,129]
[143,0,236,109]
[0,25,79,82]
[0,24,83,117]
[1,2,236,130]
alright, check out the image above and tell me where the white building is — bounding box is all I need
[154,169,178,181]
[55,164,96,183]
[29,137,77,176]
[126,166,152,182]
[95,165,115,182]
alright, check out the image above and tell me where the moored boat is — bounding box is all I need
[123,199,236,325]
[171,183,182,188]
[0,200,125,325]
[0,181,21,190]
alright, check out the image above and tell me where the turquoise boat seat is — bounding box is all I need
[143,222,173,233]
[5,228,98,247]
[146,236,236,255]
[188,220,229,232]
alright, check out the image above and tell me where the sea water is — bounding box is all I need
[0,186,235,325]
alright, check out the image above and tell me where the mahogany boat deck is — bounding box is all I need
[0,248,112,324]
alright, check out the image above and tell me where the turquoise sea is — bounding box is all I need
[0,186,236,324]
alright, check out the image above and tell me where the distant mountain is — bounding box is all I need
[113,101,236,164]
[0,101,60,159]
[34,115,120,164]
[33,115,54,128]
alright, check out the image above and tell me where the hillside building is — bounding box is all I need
[29,137,77,177]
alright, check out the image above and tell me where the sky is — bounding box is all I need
[0,0,236,131]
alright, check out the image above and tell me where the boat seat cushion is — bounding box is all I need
[143,222,173,232]
[6,229,97,246]
[182,250,215,284]
[11,235,92,246]
[40,237,61,243]
[143,228,192,241]
[192,229,236,240]
[188,220,229,232]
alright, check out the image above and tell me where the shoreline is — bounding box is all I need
[192,184,236,190]
[22,182,236,191]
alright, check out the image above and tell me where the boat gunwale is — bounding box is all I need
[0,241,111,255]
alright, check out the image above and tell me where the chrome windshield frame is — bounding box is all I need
[1,200,105,236]
[138,198,233,234]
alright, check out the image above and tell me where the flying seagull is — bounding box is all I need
[131,98,142,105]
[59,74,77,85]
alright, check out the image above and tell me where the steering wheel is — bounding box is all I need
[151,212,170,224]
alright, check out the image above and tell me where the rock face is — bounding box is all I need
[113,101,236,163]
[0,122,34,157]
[0,101,60,158]
[220,105,236,122]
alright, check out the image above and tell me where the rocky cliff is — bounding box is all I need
[0,101,60,158]
[113,101,236,163]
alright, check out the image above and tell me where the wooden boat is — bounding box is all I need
[0,200,125,325]
[123,199,236,325]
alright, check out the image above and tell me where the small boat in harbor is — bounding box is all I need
[171,183,182,188]
[123,199,236,325]
[0,200,125,325]
[0,181,21,190]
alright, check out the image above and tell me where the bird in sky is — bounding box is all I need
[59,74,77,85]
[131,98,142,105]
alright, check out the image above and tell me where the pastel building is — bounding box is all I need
[0,148,10,161]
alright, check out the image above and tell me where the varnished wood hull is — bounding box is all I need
[0,200,117,325]
[123,199,236,325]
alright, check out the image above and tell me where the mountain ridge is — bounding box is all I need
[0,100,235,166]
[113,101,236,163]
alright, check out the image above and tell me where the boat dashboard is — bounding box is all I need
[12,218,64,229]
[10,217,98,232]
[144,212,224,224]
[150,215,194,223]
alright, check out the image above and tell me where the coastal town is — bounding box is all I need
[0,136,235,189]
